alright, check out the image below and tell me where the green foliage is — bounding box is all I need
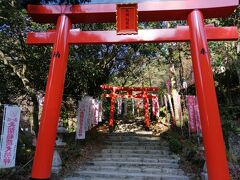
[219,106,240,150]
[161,125,205,177]
[162,128,182,151]
[169,138,182,154]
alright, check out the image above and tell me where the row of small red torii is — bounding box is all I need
[25,1,239,180]
[100,84,159,128]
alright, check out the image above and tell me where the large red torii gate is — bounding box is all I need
[25,1,239,180]
[101,84,159,129]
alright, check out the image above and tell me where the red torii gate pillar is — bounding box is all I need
[143,90,150,129]
[31,15,72,179]
[109,88,116,127]
[188,10,229,179]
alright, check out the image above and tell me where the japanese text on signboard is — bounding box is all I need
[116,4,138,35]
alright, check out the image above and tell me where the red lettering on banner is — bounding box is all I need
[186,96,197,132]
[152,96,159,118]
[194,103,202,132]
[186,96,202,133]
[78,110,84,137]
[3,121,16,165]
[87,104,91,128]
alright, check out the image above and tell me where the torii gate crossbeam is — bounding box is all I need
[26,1,239,180]
[28,26,238,45]
[27,0,238,23]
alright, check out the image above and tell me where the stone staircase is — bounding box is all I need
[64,132,189,180]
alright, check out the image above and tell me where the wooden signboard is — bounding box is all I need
[116,4,138,35]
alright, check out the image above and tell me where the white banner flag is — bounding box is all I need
[83,98,89,132]
[152,95,159,118]
[0,105,21,168]
[117,98,122,115]
[87,99,92,130]
[93,100,98,125]
[164,95,169,122]
[172,90,183,124]
[98,101,103,122]
[137,99,140,116]
[90,99,95,127]
[167,94,175,120]
[76,97,103,139]
[76,101,86,139]
[132,99,135,115]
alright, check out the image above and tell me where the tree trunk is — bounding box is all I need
[31,93,39,136]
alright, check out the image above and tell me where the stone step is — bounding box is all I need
[65,176,189,180]
[106,136,160,141]
[104,139,161,144]
[94,153,179,160]
[65,170,189,180]
[103,141,165,146]
[101,149,172,155]
[86,161,180,168]
[106,133,160,138]
[78,166,185,175]
[64,132,189,180]
[106,132,155,136]
[104,145,169,150]
[92,157,179,163]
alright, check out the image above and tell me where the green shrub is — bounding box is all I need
[169,138,182,154]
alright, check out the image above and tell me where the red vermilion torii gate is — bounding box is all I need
[26,1,239,180]
[100,84,159,128]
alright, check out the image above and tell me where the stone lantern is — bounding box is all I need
[51,123,67,175]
